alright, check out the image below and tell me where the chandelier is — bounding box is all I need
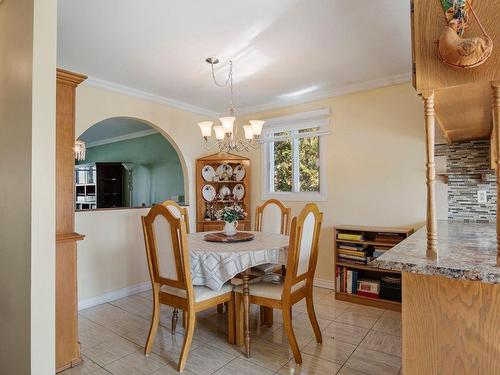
[198,57,264,152]
[74,140,86,161]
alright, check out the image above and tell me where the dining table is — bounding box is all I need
[187,230,289,357]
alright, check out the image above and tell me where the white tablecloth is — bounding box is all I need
[188,231,289,290]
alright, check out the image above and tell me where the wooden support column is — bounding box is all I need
[422,91,438,258]
[493,82,500,266]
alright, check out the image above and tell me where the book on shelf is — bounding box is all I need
[357,279,380,294]
[374,233,404,244]
[336,266,359,294]
[337,233,364,241]
[338,243,366,251]
[372,248,389,259]
[338,253,367,263]
[338,248,367,257]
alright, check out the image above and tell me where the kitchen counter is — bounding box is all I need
[371,220,500,374]
[370,220,499,284]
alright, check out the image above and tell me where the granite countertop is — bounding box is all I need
[370,221,500,284]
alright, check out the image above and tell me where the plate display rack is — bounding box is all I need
[196,152,251,232]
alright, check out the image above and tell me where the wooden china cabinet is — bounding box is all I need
[196,153,251,232]
[56,69,86,372]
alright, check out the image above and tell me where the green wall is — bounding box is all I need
[78,133,184,206]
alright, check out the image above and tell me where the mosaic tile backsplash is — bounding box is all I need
[435,140,496,223]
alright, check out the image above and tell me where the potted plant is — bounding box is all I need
[216,204,246,236]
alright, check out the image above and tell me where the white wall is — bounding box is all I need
[76,209,150,304]
[75,84,209,303]
[0,0,56,373]
[31,0,57,372]
[240,83,427,285]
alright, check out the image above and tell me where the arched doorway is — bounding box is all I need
[76,117,188,209]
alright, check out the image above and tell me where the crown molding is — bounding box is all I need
[83,72,411,119]
[84,76,219,118]
[237,72,412,115]
[85,129,159,148]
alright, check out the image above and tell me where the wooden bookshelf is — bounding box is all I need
[334,225,414,312]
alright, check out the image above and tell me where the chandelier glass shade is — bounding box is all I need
[74,140,86,161]
[198,58,264,152]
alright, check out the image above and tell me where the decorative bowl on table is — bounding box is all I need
[204,232,255,243]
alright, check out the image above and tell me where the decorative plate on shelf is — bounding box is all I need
[216,164,233,180]
[219,185,231,198]
[233,164,246,181]
[233,184,245,201]
[202,165,216,181]
[202,184,216,202]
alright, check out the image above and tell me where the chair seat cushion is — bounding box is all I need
[234,278,306,300]
[161,283,232,303]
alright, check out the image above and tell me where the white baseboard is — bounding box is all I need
[313,277,335,290]
[78,282,152,311]
[79,278,333,311]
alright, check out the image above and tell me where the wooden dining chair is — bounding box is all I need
[160,200,190,331]
[255,198,291,235]
[141,204,235,372]
[235,203,323,364]
[254,199,292,325]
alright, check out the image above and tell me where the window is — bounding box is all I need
[262,109,330,201]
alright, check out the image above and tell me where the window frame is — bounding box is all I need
[261,109,330,202]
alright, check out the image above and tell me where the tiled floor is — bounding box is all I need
[62,287,402,375]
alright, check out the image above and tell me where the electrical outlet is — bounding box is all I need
[477,190,487,204]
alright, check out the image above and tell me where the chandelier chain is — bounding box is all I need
[210,60,235,115]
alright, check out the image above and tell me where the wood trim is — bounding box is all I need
[56,232,85,244]
[336,292,401,312]
[334,225,414,235]
[493,82,500,266]
[422,90,438,258]
[55,70,86,372]
[56,68,87,87]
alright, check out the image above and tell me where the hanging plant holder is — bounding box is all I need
[436,0,493,69]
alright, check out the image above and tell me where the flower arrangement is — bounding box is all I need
[215,204,246,223]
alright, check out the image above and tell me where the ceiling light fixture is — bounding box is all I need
[198,57,264,152]
[74,140,86,161]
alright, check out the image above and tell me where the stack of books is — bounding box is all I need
[374,232,404,245]
[336,266,359,294]
[357,279,380,299]
[337,243,368,264]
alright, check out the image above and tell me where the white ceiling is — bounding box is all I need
[58,0,412,115]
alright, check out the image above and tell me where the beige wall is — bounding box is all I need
[76,208,150,304]
[241,83,426,284]
[0,0,56,373]
[75,84,209,302]
[75,82,427,304]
